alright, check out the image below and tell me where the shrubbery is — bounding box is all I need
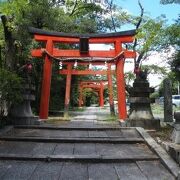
[0,69,23,126]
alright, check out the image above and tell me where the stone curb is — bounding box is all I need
[136,127,180,179]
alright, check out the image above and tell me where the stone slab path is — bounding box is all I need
[0,107,179,179]
[71,106,114,122]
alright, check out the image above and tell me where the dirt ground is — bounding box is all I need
[149,125,174,142]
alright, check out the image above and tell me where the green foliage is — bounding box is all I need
[125,71,135,86]
[0,68,23,118]
[141,64,168,75]
[66,0,103,17]
[136,16,166,59]
[150,91,160,99]
[158,74,179,96]
[82,88,99,106]
[165,17,180,84]
[161,17,180,49]
[170,51,180,81]
[0,0,103,113]
[160,0,180,4]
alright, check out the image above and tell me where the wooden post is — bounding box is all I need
[39,40,53,120]
[107,64,115,116]
[64,64,72,117]
[79,85,83,107]
[97,90,100,106]
[99,82,104,107]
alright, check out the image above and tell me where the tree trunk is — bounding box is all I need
[1,15,16,70]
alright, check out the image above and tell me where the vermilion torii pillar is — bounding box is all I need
[29,27,136,120]
[64,64,72,117]
[99,82,104,107]
[115,41,127,120]
[39,40,53,120]
[107,64,115,116]
[78,84,83,107]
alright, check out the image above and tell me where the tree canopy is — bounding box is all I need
[160,0,180,4]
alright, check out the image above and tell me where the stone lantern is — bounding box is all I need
[127,71,160,129]
[9,60,39,125]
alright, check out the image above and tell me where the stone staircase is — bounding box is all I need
[0,121,178,179]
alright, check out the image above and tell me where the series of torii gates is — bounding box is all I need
[29,27,136,121]
[78,80,108,108]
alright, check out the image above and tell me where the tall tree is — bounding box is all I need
[160,0,180,4]
[168,17,180,81]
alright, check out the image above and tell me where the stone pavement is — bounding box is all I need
[0,107,179,179]
[71,106,116,122]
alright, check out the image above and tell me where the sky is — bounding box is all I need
[114,0,179,25]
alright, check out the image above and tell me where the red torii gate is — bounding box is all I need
[59,65,115,117]
[29,27,136,121]
[79,81,108,108]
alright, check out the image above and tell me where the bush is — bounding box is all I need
[0,69,23,124]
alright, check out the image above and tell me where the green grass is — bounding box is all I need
[70,107,85,112]
[46,116,71,124]
[151,104,180,115]
[104,115,118,122]
[151,104,164,115]
[173,106,180,111]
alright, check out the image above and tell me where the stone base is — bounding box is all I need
[171,124,180,144]
[161,142,180,165]
[12,116,41,125]
[120,119,160,129]
[128,108,154,121]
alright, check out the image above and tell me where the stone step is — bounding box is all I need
[0,122,178,179]
[0,154,159,162]
[14,125,122,130]
[5,127,142,139]
[0,160,175,180]
[0,140,155,163]
[0,136,144,143]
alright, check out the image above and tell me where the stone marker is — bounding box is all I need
[163,78,173,122]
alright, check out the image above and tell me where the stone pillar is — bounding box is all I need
[163,78,173,122]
